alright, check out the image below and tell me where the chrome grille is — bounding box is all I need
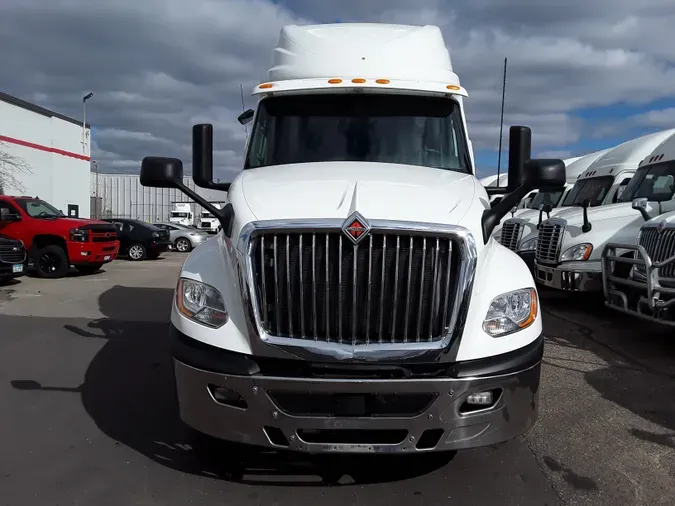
[0,243,26,264]
[636,227,675,279]
[250,231,458,345]
[536,221,564,264]
[500,221,522,251]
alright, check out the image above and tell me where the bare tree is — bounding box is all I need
[0,141,32,195]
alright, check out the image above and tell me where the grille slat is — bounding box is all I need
[251,231,457,345]
[536,221,564,264]
[637,228,675,278]
[499,221,522,251]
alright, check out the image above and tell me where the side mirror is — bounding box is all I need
[140,157,184,188]
[238,109,254,125]
[0,207,21,222]
[192,124,230,192]
[522,159,566,190]
[632,197,651,221]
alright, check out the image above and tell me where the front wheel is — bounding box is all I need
[74,263,103,275]
[34,245,69,278]
[127,243,146,261]
[175,237,192,253]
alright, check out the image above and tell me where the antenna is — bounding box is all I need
[496,57,508,187]
[240,84,248,144]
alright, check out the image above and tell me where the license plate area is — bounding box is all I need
[12,264,23,273]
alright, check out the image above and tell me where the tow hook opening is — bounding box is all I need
[459,388,502,414]
[207,384,248,409]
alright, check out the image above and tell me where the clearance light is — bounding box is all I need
[375,79,390,84]
[328,78,343,84]
[351,78,366,83]
[258,83,273,89]
[446,85,461,90]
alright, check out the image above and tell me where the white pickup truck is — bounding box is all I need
[139,22,565,454]
[602,137,675,324]
[536,128,675,292]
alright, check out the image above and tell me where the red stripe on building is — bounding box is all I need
[0,134,91,161]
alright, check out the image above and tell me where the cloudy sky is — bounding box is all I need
[2,0,675,180]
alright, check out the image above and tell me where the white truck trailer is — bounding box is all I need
[602,134,675,324]
[535,129,675,292]
[139,23,565,454]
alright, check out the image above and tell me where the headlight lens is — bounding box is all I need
[483,288,537,337]
[69,228,89,242]
[176,278,228,328]
[519,237,537,251]
[560,243,593,262]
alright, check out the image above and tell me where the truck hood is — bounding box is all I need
[552,202,636,226]
[239,162,476,224]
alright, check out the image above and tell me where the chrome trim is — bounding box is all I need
[535,218,566,265]
[499,218,525,251]
[236,218,478,362]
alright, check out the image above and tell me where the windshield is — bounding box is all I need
[561,176,614,207]
[15,198,64,219]
[202,212,214,218]
[171,212,189,218]
[619,161,675,202]
[245,94,471,173]
[529,187,565,209]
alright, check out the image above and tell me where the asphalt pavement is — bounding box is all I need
[0,253,673,506]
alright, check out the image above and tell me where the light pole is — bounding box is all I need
[91,160,99,218]
[82,92,94,154]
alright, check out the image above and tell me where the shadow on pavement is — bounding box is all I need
[540,290,675,450]
[10,284,455,486]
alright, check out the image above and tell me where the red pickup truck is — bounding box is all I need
[0,195,120,278]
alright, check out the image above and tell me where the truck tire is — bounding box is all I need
[127,243,147,261]
[75,264,104,275]
[34,245,69,279]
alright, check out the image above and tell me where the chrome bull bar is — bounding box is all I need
[601,242,675,326]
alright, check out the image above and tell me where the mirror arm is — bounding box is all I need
[174,180,235,237]
[636,206,652,221]
[581,202,592,233]
[482,183,534,242]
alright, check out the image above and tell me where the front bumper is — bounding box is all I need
[68,241,119,264]
[170,326,543,454]
[534,261,602,292]
[0,261,25,278]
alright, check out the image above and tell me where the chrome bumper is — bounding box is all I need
[534,261,602,292]
[171,327,543,454]
[601,242,675,326]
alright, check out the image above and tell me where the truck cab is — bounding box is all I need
[169,203,194,227]
[494,149,612,268]
[534,128,675,292]
[0,195,120,278]
[139,23,565,454]
[602,136,675,324]
[199,203,222,234]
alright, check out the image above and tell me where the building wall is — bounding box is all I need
[90,172,228,223]
[0,99,91,218]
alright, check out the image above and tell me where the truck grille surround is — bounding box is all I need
[0,243,26,264]
[635,226,675,279]
[243,217,476,349]
[536,219,565,264]
[500,220,522,251]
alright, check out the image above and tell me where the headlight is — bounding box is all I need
[176,278,228,328]
[560,243,593,262]
[69,228,89,242]
[519,237,537,251]
[483,288,537,337]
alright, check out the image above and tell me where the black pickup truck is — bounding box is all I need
[0,234,27,283]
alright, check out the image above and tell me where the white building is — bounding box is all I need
[0,91,91,218]
[90,172,228,224]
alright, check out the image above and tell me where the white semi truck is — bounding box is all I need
[169,203,195,227]
[139,23,565,454]
[535,128,675,292]
[602,135,675,324]
[494,149,610,268]
[199,203,223,234]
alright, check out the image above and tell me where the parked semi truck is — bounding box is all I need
[170,203,195,227]
[199,203,223,234]
[535,128,675,292]
[494,149,610,268]
[602,134,675,324]
[139,23,565,454]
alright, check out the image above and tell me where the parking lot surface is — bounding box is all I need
[1,253,673,505]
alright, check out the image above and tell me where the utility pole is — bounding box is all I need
[82,92,94,154]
